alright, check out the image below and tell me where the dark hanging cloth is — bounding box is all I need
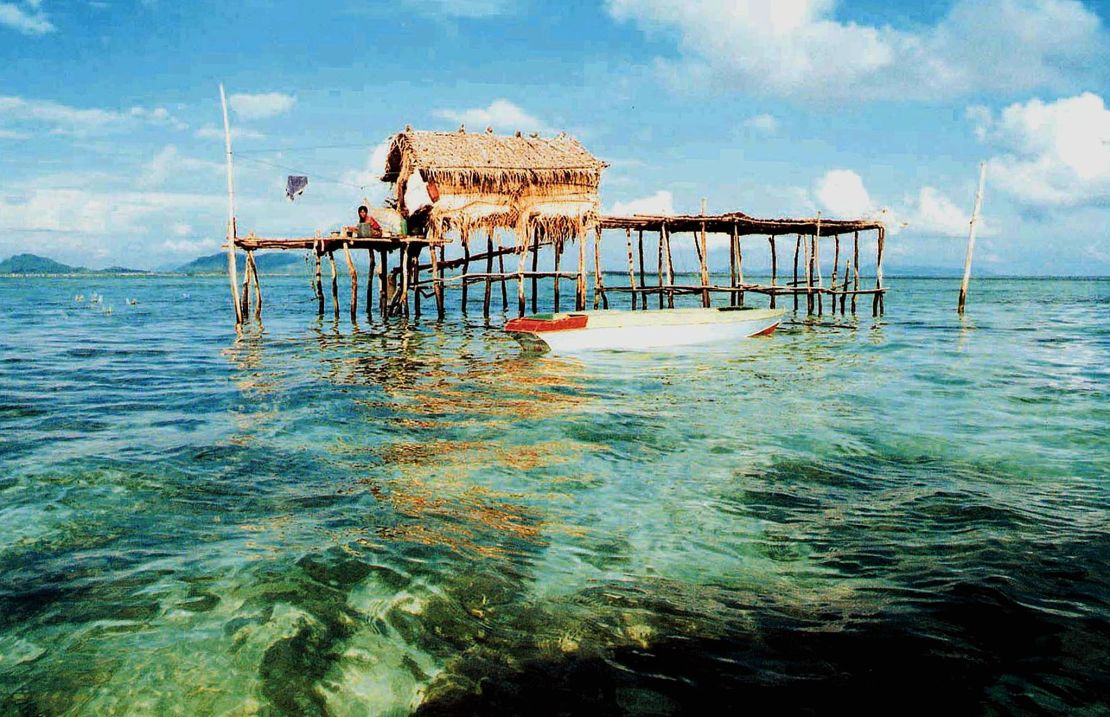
[286,175,309,201]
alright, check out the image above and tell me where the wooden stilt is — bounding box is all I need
[576,232,586,311]
[483,230,494,318]
[413,245,422,319]
[803,234,813,314]
[517,231,529,317]
[328,251,339,319]
[497,235,508,312]
[461,234,471,314]
[729,224,737,307]
[815,213,823,316]
[531,227,540,314]
[314,247,325,316]
[663,223,674,308]
[873,227,886,317]
[248,251,262,321]
[792,234,800,312]
[366,249,376,318]
[637,229,646,310]
[553,238,562,313]
[735,224,744,307]
[625,227,637,309]
[593,226,602,309]
[832,235,841,295]
[657,230,664,309]
[399,244,410,318]
[841,259,851,315]
[433,244,445,319]
[768,235,777,309]
[698,223,710,307]
[852,231,860,315]
[342,242,358,320]
[378,249,388,318]
[240,250,252,319]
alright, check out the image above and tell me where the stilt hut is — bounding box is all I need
[381,127,608,317]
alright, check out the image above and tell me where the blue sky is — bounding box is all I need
[1,0,1108,273]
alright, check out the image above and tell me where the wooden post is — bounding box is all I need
[698,223,710,307]
[625,227,637,309]
[342,242,358,320]
[378,249,388,318]
[815,212,823,316]
[328,251,339,319]
[593,225,606,309]
[729,224,737,307]
[248,251,262,321]
[314,247,324,316]
[461,235,471,314]
[219,84,242,326]
[240,250,251,319]
[873,226,886,317]
[637,229,646,310]
[852,231,860,315]
[517,230,529,317]
[483,230,494,318]
[531,227,540,314]
[498,238,508,312]
[803,234,813,314]
[832,235,841,294]
[400,243,411,318]
[841,259,851,315]
[958,162,987,315]
[366,249,376,318]
[657,229,664,310]
[662,223,674,308]
[792,234,800,312]
[433,244,445,319]
[768,235,778,309]
[553,238,562,313]
[735,224,744,307]
[412,245,422,319]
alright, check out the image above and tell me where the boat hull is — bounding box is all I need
[506,307,784,352]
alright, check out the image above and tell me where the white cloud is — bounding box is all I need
[161,238,219,254]
[193,124,265,141]
[433,99,554,135]
[608,190,675,216]
[0,95,188,137]
[401,0,515,17]
[605,0,1105,101]
[129,105,187,130]
[229,92,296,120]
[142,145,223,187]
[742,113,778,133]
[973,92,1110,207]
[0,1,54,35]
[0,187,221,235]
[340,139,392,204]
[907,186,977,237]
[815,169,872,218]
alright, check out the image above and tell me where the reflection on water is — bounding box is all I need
[0,276,1108,715]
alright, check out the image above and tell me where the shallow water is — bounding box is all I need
[1,274,1108,715]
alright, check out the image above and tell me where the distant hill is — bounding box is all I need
[0,253,87,274]
[175,252,304,275]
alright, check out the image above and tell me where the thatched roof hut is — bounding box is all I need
[381,128,608,245]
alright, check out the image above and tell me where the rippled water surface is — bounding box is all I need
[1,274,1108,715]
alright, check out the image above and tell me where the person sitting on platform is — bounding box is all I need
[357,205,382,238]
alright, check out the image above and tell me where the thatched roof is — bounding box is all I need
[600,212,884,237]
[382,129,607,244]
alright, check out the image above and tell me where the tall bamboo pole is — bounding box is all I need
[219,84,242,326]
[958,162,987,315]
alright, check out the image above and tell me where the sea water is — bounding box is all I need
[0,274,1107,715]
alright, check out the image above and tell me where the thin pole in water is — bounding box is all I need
[958,162,987,315]
[219,84,242,326]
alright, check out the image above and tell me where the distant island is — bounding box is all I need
[0,252,306,276]
[0,253,149,275]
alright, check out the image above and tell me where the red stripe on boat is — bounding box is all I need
[749,322,779,337]
[505,315,589,333]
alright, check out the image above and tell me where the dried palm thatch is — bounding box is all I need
[382,129,608,246]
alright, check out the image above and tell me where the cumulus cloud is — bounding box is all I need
[815,169,873,218]
[194,124,265,141]
[0,95,187,137]
[742,113,778,133]
[973,92,1110,207]
[608,190,675,216]
[605,0,1105,101]
[229,92,296,120]
[0,1,54,35]
[142,145,223,187]
[0,187,221,235]
[434,99,555,135]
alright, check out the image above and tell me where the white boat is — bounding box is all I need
[505,306,785,352]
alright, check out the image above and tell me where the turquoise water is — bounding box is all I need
[1,274,1108,715]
